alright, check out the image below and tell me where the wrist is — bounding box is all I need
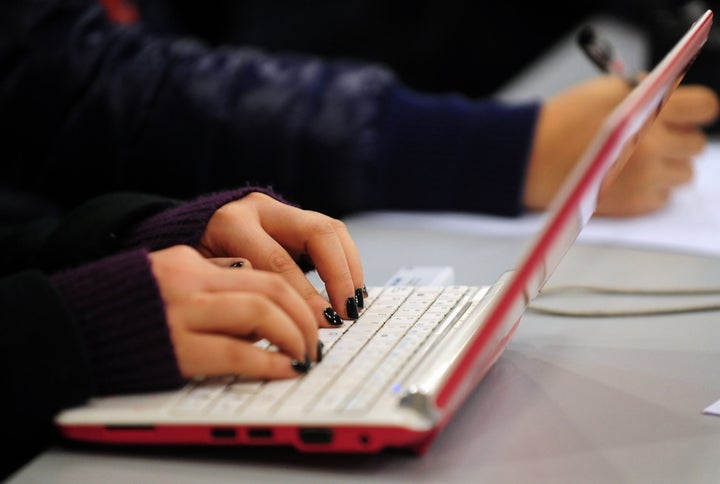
[51,249,184,395]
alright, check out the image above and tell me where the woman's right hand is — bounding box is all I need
[197,191,366,327]
[147,245,320,381]
[525,75,719,216]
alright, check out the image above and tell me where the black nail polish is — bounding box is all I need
[323,307,343,326]
[355,288,364,309]
[317,340,324,363]
[346,297,359,320]
[230,261,244,268]
[291,353,311,374]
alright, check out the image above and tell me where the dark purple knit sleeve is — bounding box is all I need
[123,186,286,250]
[47,187,296,396]
[51,248,185,395]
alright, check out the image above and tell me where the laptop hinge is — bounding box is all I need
[395,272,515,421]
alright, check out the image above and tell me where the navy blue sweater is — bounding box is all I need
[0,0,539,218]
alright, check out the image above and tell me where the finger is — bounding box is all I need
[207,257,253,269]
[262,228,357,325]
[190,269,320,361]
[660,85,720,126]
[596,184,671,216]
[201,207,345,328]
[200,193,363,324]
[232,213,358,325]
[176,291,309,361]
[650,124,707,159]
[258,202,364,317]
[175,333,308,380]
[305,217,366,312]
[659,157,695,187]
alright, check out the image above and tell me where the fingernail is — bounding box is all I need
[317,340,324,363]
[291,353,311,374]
[323,307,343,326]
[355,288,364,309]
[346,297,359,320]
[230,261,244,268]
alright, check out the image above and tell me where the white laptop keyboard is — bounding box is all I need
[170,285,480,416]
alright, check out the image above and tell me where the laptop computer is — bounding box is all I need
[54,9,714,456]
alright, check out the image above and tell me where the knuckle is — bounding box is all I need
[210,203,235,223]
[266,272,290,293]
[680,167,694,184]
[267,248,297,274]
[244,293,273,320]
[168,244,198,259]
[690,132,707,154]
[244,191,269,203]
[328,217,348,233]
[221,340,247,369]
[305,216,340,238]
[258,272,296,301]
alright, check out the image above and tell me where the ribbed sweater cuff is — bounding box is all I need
[51,249,184,395]
[124,186,284,250]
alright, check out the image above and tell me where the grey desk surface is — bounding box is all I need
[9,212,720,484]
[9,16,720,484]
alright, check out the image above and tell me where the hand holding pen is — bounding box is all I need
[524,27,718,216]
[577,25,641,87]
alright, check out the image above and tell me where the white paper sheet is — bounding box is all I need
[579,141,720,255]
[703,399,720,416]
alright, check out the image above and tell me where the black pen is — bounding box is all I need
[577,25,641,87]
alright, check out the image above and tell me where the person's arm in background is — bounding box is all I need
[115,0,720,217]
[0,0,538,218]
[2,0,716,221]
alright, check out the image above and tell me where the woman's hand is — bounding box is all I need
[148,245,320,380]
[524,75,719,216]
[197,191,365,326]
